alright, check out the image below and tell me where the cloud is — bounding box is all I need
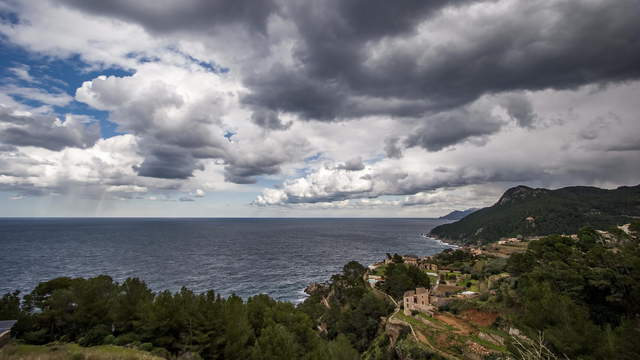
[254,82,640,207]
[59,0,279,35]
[1,0,640,216]
[243,0,640,127]
[250,109,291,130]
[404,105,505,152]
[336,157,365,171]
[74,63,314,184]
[500,94,537,128]
[75,65,231,180]
[252,163,525,206]
[384,137,403,159]
[0,105,100,151]
[8,64,35,83]
[1,84,73,106]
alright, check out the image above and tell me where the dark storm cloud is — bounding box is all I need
[251,109,291,130]
[606,140,640,152]
[0,106,100,151]
[244,0,640,129]
[58,0,278,34]
[242,0,466,121]
[135,146,204,179]
[404,108,504,152]
[223,160,281,184]
[0,144,17,152]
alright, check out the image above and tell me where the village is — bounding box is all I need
[364,238,530,359]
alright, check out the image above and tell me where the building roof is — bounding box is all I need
[0,320,17,333]
[403,290,416,297]
[415,287,428,294]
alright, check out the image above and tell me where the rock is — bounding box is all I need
[304,282,328,295]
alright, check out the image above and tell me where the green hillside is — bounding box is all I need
[430,184,640,244]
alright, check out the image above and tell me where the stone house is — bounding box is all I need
[419,262,438,271]
[403,256,419,266]
[403,287,434,316]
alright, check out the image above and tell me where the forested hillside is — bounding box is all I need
[430,184,640,244]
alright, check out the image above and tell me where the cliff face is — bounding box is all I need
[430,184,640,245]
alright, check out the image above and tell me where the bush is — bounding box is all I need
[103,334,115,345]
[139,342,153,352]
[151,347,171,359]
[114,333,139,346]
[79,325,111,346]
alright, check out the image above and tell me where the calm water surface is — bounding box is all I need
[0,218,452,302]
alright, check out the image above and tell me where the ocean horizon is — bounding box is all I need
[0,217,453,303]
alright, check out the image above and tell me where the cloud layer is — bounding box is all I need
[0,0,639,216]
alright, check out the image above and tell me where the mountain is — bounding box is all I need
[430,184,640,244]
[438,208,479,220]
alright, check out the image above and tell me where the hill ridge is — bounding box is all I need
[430,184,640,244]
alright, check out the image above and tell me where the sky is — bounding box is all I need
[0,0,639,217]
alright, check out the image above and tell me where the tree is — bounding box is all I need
[327,334,359,360]
[392,254,404,263]
[0,291,21,320]
[223,295,253,360]
[381,263,430,299]
[111,278,153,335]
[250,324,300,360]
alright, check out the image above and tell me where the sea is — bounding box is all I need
[0,218,453,303]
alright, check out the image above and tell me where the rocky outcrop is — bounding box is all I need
[304,282,328,295]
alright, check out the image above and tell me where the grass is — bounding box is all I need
[0,342,164,360]
[415,313,457,332]
[396,312,434,334]
[371,264,387,276]
[468,334,508,352]
[455,278,480,292]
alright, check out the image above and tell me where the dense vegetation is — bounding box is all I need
[298,261,395,353]
[377,263,430,299]
[428,224,640,359]
[0,276,361,359]
[430,184,640,244]
[495,226,640,359]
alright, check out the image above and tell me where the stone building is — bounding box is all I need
[403,256,419,266]
[419,262,438,271]
[403,287,434,316]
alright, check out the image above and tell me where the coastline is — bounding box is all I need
[421,233,460,249]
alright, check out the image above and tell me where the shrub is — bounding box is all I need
[151,347,171,359]
[102,334,115,345]
[79,325,111,347]
[114,333,139,346]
